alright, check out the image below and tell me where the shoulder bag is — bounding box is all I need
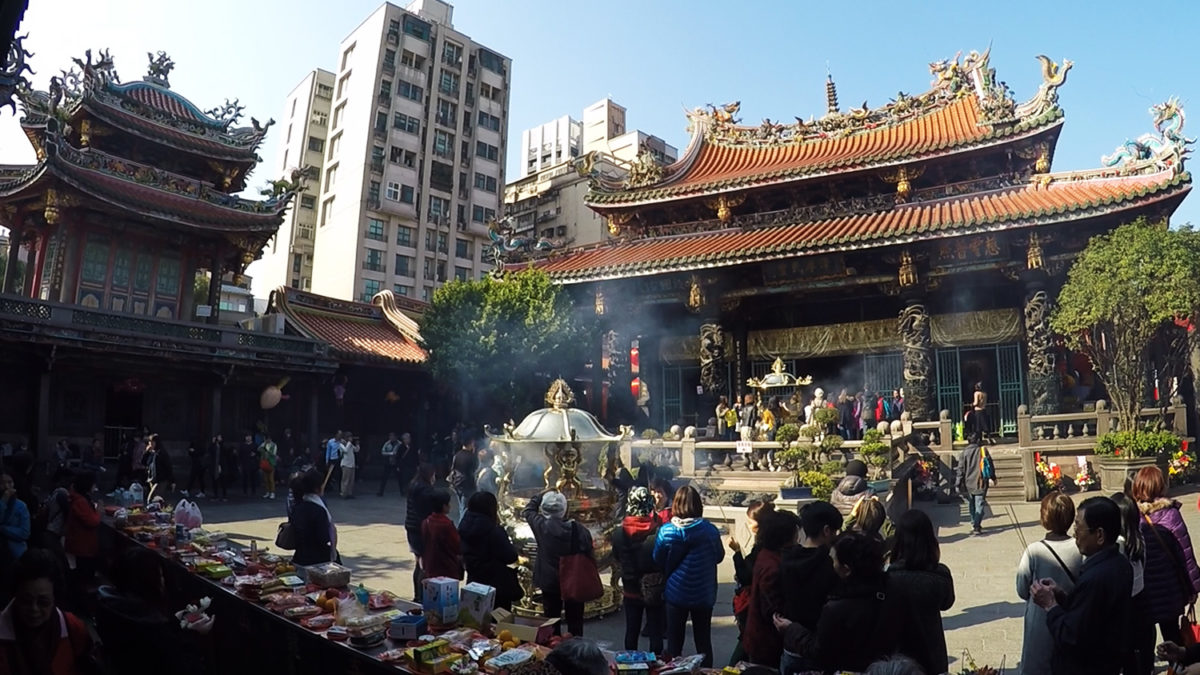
[558,521,604,603]
[1039,540,1077,585]
[1145,513,1200,647]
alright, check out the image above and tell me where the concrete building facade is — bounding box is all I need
[506,99,676,248]
[258,0,510,304]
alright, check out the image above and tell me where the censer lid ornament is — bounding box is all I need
[747,357,813,389]
[488,379,629,444]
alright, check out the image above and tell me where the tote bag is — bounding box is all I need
[558,521,604,603]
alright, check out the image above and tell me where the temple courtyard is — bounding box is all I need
[193,484,1200,671]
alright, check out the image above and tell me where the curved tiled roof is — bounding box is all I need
[273,288,427,366]
[589,98,1062,207]
[108,81,226,129]
[81,100,260,163]
[540,169,1191,283]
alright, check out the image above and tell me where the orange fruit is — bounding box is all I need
[497,630,513,643]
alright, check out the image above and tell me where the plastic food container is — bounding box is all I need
[304,562,351,589]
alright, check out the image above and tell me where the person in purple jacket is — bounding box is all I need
[1132,466,1200,645]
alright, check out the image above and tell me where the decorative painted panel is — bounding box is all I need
[112,248,131,288]
[156,257,180,297]
[81,235,110,284]
[133,256,152,292]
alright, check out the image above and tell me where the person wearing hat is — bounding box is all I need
[523,490,594,637]
[612,487,665,653]
[831,459,874,517]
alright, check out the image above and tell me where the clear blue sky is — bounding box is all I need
[3,0,1196,224]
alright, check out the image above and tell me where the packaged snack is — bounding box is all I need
[284,605,323,619]
[422,577,460,627]
[300,614,335,631]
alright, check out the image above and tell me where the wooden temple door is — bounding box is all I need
[995,343,1025,436]
[935,349,963,428]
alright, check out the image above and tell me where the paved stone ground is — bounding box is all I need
[188,479,1200,672]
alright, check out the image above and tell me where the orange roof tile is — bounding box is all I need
[588,97,1062,207]
[539,169,1191,283]
[272,288,426,366]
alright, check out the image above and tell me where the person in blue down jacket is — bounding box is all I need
[653,484,724,667]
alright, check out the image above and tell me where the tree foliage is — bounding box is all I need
[420,267,592,422]
[0,251,24,290]
[1050,218,1200,433]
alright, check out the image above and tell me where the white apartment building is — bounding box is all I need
[506,99,676,248]
[254,69,335,296]
[264,0,510,304]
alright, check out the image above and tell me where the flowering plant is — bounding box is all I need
[1035,453,1064,491]
[913,458,937,495]
[1169,444,1196,480]
[1074,464,1097,491]
[958,649,1004,675]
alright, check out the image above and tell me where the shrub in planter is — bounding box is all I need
[820,460,845,476]
[1095,429,1181,458]
[641,429,661,441]
[778,442,820,472]
[859,429,892,480]
[819,435,844,455]
[798,471,834,501]
[813,407,839,428]
[776,423,801,449]
[799,425,820,439]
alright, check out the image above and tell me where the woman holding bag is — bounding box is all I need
[522,490,593,637]
[654,485,724,666]
[459,491,522,610]
[1133,466,1200,645]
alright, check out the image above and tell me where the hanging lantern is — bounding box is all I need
[630,377,642,399]
[260,386,282,410]
[629,347,640,374]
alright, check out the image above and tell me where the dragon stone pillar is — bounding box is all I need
[898,294,934,421]
[1024,286,1060,415]
[698,321,726,394]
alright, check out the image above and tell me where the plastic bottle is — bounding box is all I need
[129,483,144,506]
[355,584,369,607]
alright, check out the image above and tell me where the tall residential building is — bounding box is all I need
[308,0,510,304]
[506,99,676,247]
[256,69,335,295]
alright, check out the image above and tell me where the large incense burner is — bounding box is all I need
[489,380,631,618]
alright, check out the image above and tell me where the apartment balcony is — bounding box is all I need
[441,55,462,70]
[370,157,385,174]
[434,113,456,128]
[366,197,382,210]
[373,126,387,140]
[400,65,427,83]
[361,262,387,274]
[377,93,392,107]
[382,63,395,76]
[387,29,399,44]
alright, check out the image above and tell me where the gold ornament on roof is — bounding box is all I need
[746,357,813,389]
[545,379,575,410]
[881,165,925,204]
[1027,233,1045,270]
[686,277,704,313]
[898,249,919,287]
[606,212,633,236]
[624,144,665,189]
[1034,143,1051,174]
[705,193,746,223]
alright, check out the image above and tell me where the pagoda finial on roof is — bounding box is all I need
[825,72,840,116]
[145,51,175,87]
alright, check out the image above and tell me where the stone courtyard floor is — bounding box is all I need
[192,480,1200,672]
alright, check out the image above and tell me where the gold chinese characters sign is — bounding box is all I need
[933,234,1005,267]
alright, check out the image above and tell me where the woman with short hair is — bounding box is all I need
[287,468,336,566]
[887,509,954,675]
[653,485,724,666]
[742,509,800,666]
[460,491,522,610]
[1132,466,1200,645]
[1015,490,1083,675]
[0,549,93,674]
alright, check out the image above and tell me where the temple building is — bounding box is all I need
[521,50,1192,435]
[0,50,426,457]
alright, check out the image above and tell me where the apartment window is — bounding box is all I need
[439,72,460,96]
[379,79,392,99]
[398,81,423,103]
[436,98,457,127]
[320,196,335,226]
[384,49,396,68]
[300,194,316,209]
[336,73,351,98]
[423,258,434,281]
[340,43,356,70]
[436,260,446,282]
[479,49,505,75]
[403,14,430,40]
[367,181,381,206]
[433,130,454,158]
[393,284,410,296]
[475,141,498,161]
[374,111,387,132]
[422,286,431,302]
[424,230,449,253]
[427,196,450,222]
[361,278,381,302]
[480,83,502,102]
[394,254,414,277]
[400,50,425,69]
[454,266,469,281]
[312,111,328,127]
[316,83,333,99]
[324,165,337,189]
[473,172,497,193]
[327,134,341,159]
[430,161,453,193]
[332,103,345,128]
[308,136,324,153]
[442,42,462,67]
[403,150,416,167]
[392,112,419,133]
[363,248,384,272]
[477,111,500,132]
[471,205,496,223]
[455,238,472,259]
[386,181,401,201]
[290,253,303,275]
[396,225,415,246]
[401,185,415,203]
[297,224,314,240]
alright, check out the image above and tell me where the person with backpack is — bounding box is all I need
[956,433,996,535]
[612,487,665,654]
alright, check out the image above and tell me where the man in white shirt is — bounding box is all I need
[339,433,359,499]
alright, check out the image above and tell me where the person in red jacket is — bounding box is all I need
[0,548,94,674]
[420,489,463,581]
[63,473,100,606]
[742,508,801,666]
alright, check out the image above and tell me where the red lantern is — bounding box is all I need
[629,347,640,374]
[630,378,642,399]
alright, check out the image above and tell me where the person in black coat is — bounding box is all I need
[405,463,436,601]
[611,487,665,654]
[459,491,522,610]
[779,501,844,675]
[287,469,334,566]
[1031,496,1133,675]
[776,532,900,673]
[886,509,955,675]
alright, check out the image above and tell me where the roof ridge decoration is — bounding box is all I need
[0,35,33,113]
[19,48,273,153]
[486,216,570,266]
[1101,98,1192,175]
[371,289,423,344]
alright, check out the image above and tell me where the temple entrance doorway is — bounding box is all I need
[934,343,1024,436]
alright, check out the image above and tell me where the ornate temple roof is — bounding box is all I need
[534,167,1191,284]
[585,50,1071,208]
[18,51,272,181]
[270,287,427,366]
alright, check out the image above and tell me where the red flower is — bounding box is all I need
[1115,450,1121,457]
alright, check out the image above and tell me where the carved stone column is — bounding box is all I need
[897,250,933,420]
[698,320,727,395]
[1023,235,1060,414]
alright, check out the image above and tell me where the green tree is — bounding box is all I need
[420,267,592,422]
[0,250,24,290]
[1050,218,1200,434]
[194,273,210,311]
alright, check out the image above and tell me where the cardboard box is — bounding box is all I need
[490,608,559,646]
[387,614,427,641]
[458,582,496,628]
[421,577,460,626]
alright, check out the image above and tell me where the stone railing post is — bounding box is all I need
[1017,404,1032,447]
[1094,400,1110,437]
[1017,404,1038,501]
[620,439,634,475]
[937,410,952,453]
[1170,395,1188,436]
[681,438,696,476]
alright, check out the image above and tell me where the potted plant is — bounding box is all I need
[812,407,839,436]
[819,434,844,462]
[1168,444,1197,483]
[1035,453,1065,495]
[859,429,893,491]
[1074,463,1097,492]
[781,470,834,500]
[1093,428,1180,490]
[776,423,801,450]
